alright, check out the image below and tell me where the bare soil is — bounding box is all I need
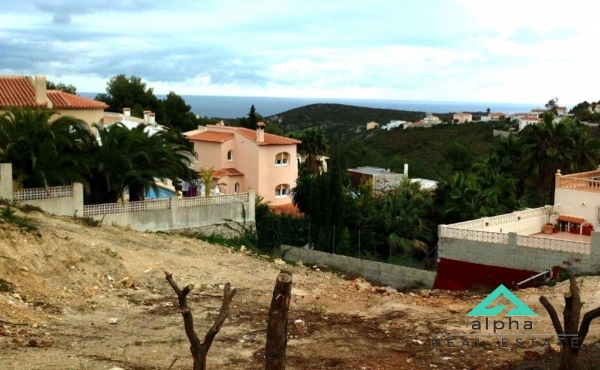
[2,209,600,370]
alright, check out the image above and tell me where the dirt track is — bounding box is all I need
[2,209,600,369]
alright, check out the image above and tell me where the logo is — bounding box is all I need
[467,284,537,317]
[431,284,577,349]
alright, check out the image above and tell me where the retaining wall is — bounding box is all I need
[278,245,436,289]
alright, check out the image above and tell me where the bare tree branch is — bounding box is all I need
[165,271,236,370]
[539,296,565,337]
[578,306,600,346]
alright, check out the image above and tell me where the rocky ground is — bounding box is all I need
[2,207,600,370]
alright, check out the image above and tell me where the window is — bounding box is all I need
[275,152,290,166]
[234,183,240,193]
[275,184,290,197]
[227,150,233,161]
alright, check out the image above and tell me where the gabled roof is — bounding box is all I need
[0,76,107,109]
[0,76,45,108]
[187,131,235,143]
[213,168,244,178]
[47,90,108,109]
[235,127,301,146]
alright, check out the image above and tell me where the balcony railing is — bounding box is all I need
[556,168,600,192]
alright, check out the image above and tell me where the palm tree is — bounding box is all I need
[378,178,434,258]
[0,107,95,189]
[519,113,600,204]
[87,123,196,203]
[291,128,328,175]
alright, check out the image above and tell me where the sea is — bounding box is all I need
[81,93,538,119]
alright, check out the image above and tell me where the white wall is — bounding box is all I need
[555,188,600,227]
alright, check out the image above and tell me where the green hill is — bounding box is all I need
[266,103,454,139]
[266,103,499,181]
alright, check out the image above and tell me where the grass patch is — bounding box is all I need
[0,278,14,293]
[0,201,39,235]
[78,216,102,227]
[387,254,422,269]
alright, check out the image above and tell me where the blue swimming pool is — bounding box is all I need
[125,186,176,199]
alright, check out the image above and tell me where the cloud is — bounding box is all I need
[0,0,598,105]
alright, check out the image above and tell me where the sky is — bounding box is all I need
[0,0,598,105]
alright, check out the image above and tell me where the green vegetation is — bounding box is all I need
[0,107,196,204]
[288,109,600,266]
[46,80,77,94]
[0,200,39,234]
[267,103,432,140]
[95,74,221,132]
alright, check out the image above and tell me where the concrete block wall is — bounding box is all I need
[91,196,252,232]
[20,183,84,217]
[0,163,12,201]
[278,245,437,289]
[438,231,600,274]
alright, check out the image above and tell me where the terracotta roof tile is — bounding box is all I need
[270,203,303,218]
[0,76,107,109]
[213,168,244,179]
[557,215,585,224]
[47,90,108,109]
[187,131,235,143]
[235,127,301,146]
[0,76,45,108]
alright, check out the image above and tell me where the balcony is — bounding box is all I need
[555,167,600,193]
[439,206,592,255]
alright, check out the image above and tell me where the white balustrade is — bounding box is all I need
[13,186,73,201]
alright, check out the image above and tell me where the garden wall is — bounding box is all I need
[277,245,436,289]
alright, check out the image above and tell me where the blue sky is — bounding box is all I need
[0,0,596,105]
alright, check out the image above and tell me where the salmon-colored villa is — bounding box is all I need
[184,123,301,206]
[0,75,108,133]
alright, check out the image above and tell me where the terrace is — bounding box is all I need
[439,206,592,254]
[556,167,600,193]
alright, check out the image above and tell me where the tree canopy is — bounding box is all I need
[46,80,77,94]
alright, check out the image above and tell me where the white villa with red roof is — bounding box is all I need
[183,123,301,207]
[0,75,108,133]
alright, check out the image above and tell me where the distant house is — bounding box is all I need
[531,108,547,116]
[517,115,541,131]
[556,107,567,116]
[423,113,442,125]
[481,112,507,122]
[183,122,301,206]
[348,164,437,193]
[366,121,379,130]
[452,112,472,124]
[102,108,168,137]
[381,120,406,130]
[0,75,108,133]
[348,166,405,194]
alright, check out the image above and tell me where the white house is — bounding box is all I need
[517,115,541,131]
[436,167,600,290]
[382,120,406,130]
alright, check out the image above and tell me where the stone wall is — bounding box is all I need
[277,245,436,289]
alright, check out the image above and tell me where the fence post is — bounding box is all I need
[0,163,13,201]
[170,195,179,229]
[247,191,256,222]
[72,183,84,217]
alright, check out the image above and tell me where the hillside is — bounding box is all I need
[266,104,499,180]
[361,121,499,180]
[266,103,454,140]
[2,208,600,369]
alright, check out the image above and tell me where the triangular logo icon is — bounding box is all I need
[467,284,537,316]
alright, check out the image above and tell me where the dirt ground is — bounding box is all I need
[2,209,600,370]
